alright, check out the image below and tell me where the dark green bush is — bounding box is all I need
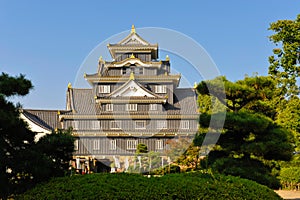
[211,157,281,189]
[17,172,282,200]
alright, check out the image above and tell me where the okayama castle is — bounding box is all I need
[21,25,199,172]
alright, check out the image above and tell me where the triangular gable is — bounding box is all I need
[118,33,150,46]
[109,80,160,98]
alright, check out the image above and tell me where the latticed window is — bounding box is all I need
[99,85,110,93]
[110,140,117,150]
[157,120,167,129]
[135,121,146,129]
[155,140,164,150]
[127,140,138,150]
[110,121,121,129]
[149,104,158,111]
[180,120,189,129]
[126,104,137,111]
[106,104,113,111]
[93,140,100,150]
[90,120,100,130]
[155,85,167,93]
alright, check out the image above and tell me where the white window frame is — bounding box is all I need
[180,120,189,130]
[125,104,137,111]
[155,85,167,93]
[93,140,100,150]
[90,120,100,130]
[106,104,113,111]
[127,140,138,150]
[155,140,164,150]
[99,85,110,93]
[157,120,167,129]
[110,121,121,130]
[110,140,117,150]
[149,104,158,111]
[135,120,146,129]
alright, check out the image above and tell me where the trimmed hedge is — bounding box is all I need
[17,173,282,200]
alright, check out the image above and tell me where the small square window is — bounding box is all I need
[157,121,167,129]
[149,104,158,111]
[110,140,117,150]
[155,140,164,150]
[106,104,113,111]
[135,121,146,129]
[110,121,121,130]
[126,104,137,111]
[155,85,167,93]
[180,120,189,129]
[99,85,110,93]
[127,140,138,150]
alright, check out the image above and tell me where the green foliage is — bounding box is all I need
[279,167,300,190]
[34,129,75,179]
[136,143,148,154]
[268,14,300,96]
[17,173,282,200]
[197,76,276,112]
[196,75,294,188]
[0,73,35,198]
[0,73,75,198]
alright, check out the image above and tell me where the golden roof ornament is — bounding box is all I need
[166,55,170,61]
[131,24,136,33]
[99,56,103,62]
[130,53,135,58]
[57,110,60,115]
[129,72,135,80]
[193,82,198,89]
[67,82,72,89]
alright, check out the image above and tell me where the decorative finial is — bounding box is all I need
[83,73,86,78]
[130,53,135,58]
[67,83,72,89]
[57,110,60,115]
[131,24,136,33]
[193,82,198,89]
[98,56,103,62]
[129,72,135,80]
[94,95,97,100]
[166,55,170,61]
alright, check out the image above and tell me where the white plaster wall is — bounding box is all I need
[20,113,51,142]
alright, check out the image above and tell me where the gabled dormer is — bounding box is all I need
[107,25,158,62]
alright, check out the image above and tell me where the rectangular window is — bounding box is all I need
[99,85,110,93]
[134,67,143,75]
[135,121,146,129]
[110,140,117,150]
[93,140,100,150]
[149,104,158,111]
[106,104,113,111]
[74,139,79,150]
[155,85,167,93]
[180,120,189,129]
[110,121,121,130]
[157,120,167,129]
[91,120,100,130]
[155,140,164,150]
[72,121,79,130]
[125,104,137,111]
[127,140,138,150]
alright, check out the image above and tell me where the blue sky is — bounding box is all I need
[0,1,299,109]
